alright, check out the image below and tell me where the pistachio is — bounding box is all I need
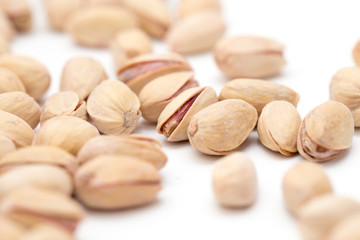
[21,224,74,240]
[0,55,50,100]
[40,91,87,124]
[0,217,24,240]
[188,99,258,155]
[139,71,199,122]
[0,91,41,129]
[87,79,141,135]
[0,10,14,40]
[0,35,9,54]
[0,188,85,232]
[0,135,15,159]
[77,135,167,170]
[297,101,354,162]
[60,57,107,100]
[330,67,360,126]
[214,36,286,78]
[0,68,25,94]
[0,0,32,32]
[298,195,360,240]
[157,86,217,141]
[328,212,360,240]
[75,155,161,209]
[353,40,360,66]
[166,10,226,54]
[66,5,138,47]
[257,100,301,155]
[219,79,300,115]
[179,0,221,19]
[282,162,332,217]
[212,152,257,208]
[117,52,192,94]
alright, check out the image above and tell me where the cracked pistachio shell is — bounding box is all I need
[282,162,332,217]
[117,52,192,95]
[139,71,198,122]
[0,10,14,40]
[77,135,167,170]
[330,67,360,126]
[157,86,218,142]
[33,116,100,155]
[0,68,25,94]
[0,136,15,158]
[0,0,32,32]
[298,195,360,240]
[297,101,354,163]
[257,101,301,156]
[219,79,300,115]
[214,36,286,78]
[87,79,141,135]
[40,91,87,124]
[353,41,360,66]
[60,57,107,100]
[188,99,257,155]
[0,55,50,100]
[212,152,257,208]
[21,224,74,240]
[179,0,221,19]
[166,10,226,55]
[328,212,360,240]
[75,155,161,210]
[0,217,24,240]
[0,91,41,129]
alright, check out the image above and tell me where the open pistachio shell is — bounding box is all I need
[353,40,360,66]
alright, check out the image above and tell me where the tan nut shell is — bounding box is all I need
[0,10,14,40]
[328,212,360,240]
[0,55,50,100]
[212,152,257,208]
[157,86,218,141]
[0,136,15,158]
[0,91,41,129]
[257,100,301,155]
[353,40,360,66]
[166,10,226,54]
[33,116,100,155]
[179,0,221,19]
[0,0,32,32]
[0,217,24,240]
[298,195,360,240]
[219,78,300,115]
[21,224,74,240]
[188,99,258,155]
[0,68,25,94]
[330,67,360,126]
[282,162,332,217]
[87,79,141,135]
[60,57,107,100]
[75,155,161,210]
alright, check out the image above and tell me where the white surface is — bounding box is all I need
[15,0,360,239]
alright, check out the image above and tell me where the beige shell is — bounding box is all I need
[33,116,100,155]
[0,68,25,94]
[0,135,15,159]
[166,10,226,55]
[179,0,221,19]
[0,10,14,40]
[0,0,32,32]
[330,67,360,126]
[21,224,74,240]
[157,86,218,141]
[66,5,138,47]
[0,35,9,54]
[297,101,354,162]
[188,99,258,155]
[353,40,360,66]
[257,100,301,155]
[0,217,24,240]
[40,91,87,124]
[117,52,192,95]
[298,195,360,240]
[219,78,300,115]
[212,152,257,208]
[282,161,332,217]
[214,36,286,78]
[77,135,167,170]
[87,79,141,135]
[0,91,41,129]
[75,155,161,210]
[328,212,360,240]
[0,55,50,100]
[60,57,107,100]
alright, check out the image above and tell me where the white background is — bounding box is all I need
[15,0,360,239]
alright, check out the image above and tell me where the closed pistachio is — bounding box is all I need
[0,68,25,94]
[157,86,217,141]
[282,162,332,217]
[33,116,100,155]
[0,35,9,54]
[219,79,300,115]
[328,212,360,240]
[0,217,24,240]
[297,101,354,162]
[0,10,14,40]
[166,10,226,54]
[188,99,258,155]
[257,101,301,155]
[60,57,107,100]
[21,224,74,240]
[353,40,360,66]
[75,155,161,209]
[0,0,32,32]
[212,152,257,208]
[179,0,221,19]
[0,135,15,158]
[87,79,141,135]
[40,91,87,124]
[117,52,192,94]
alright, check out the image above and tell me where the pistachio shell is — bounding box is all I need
[0,217,24,240]
[0,68,25,94]
[87,79,141,135]
[0,10,14,40]
[219,78,300,115]
[179,0,221,19]
[328,212,360,240]
[188,99,258,155]
[0,35,9,54]
[21,224,74,240]
[257,100,301,155]
[353,40,360,66]
[0,135,15,158]
[0,0,32,32]
[297,101,354,162]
